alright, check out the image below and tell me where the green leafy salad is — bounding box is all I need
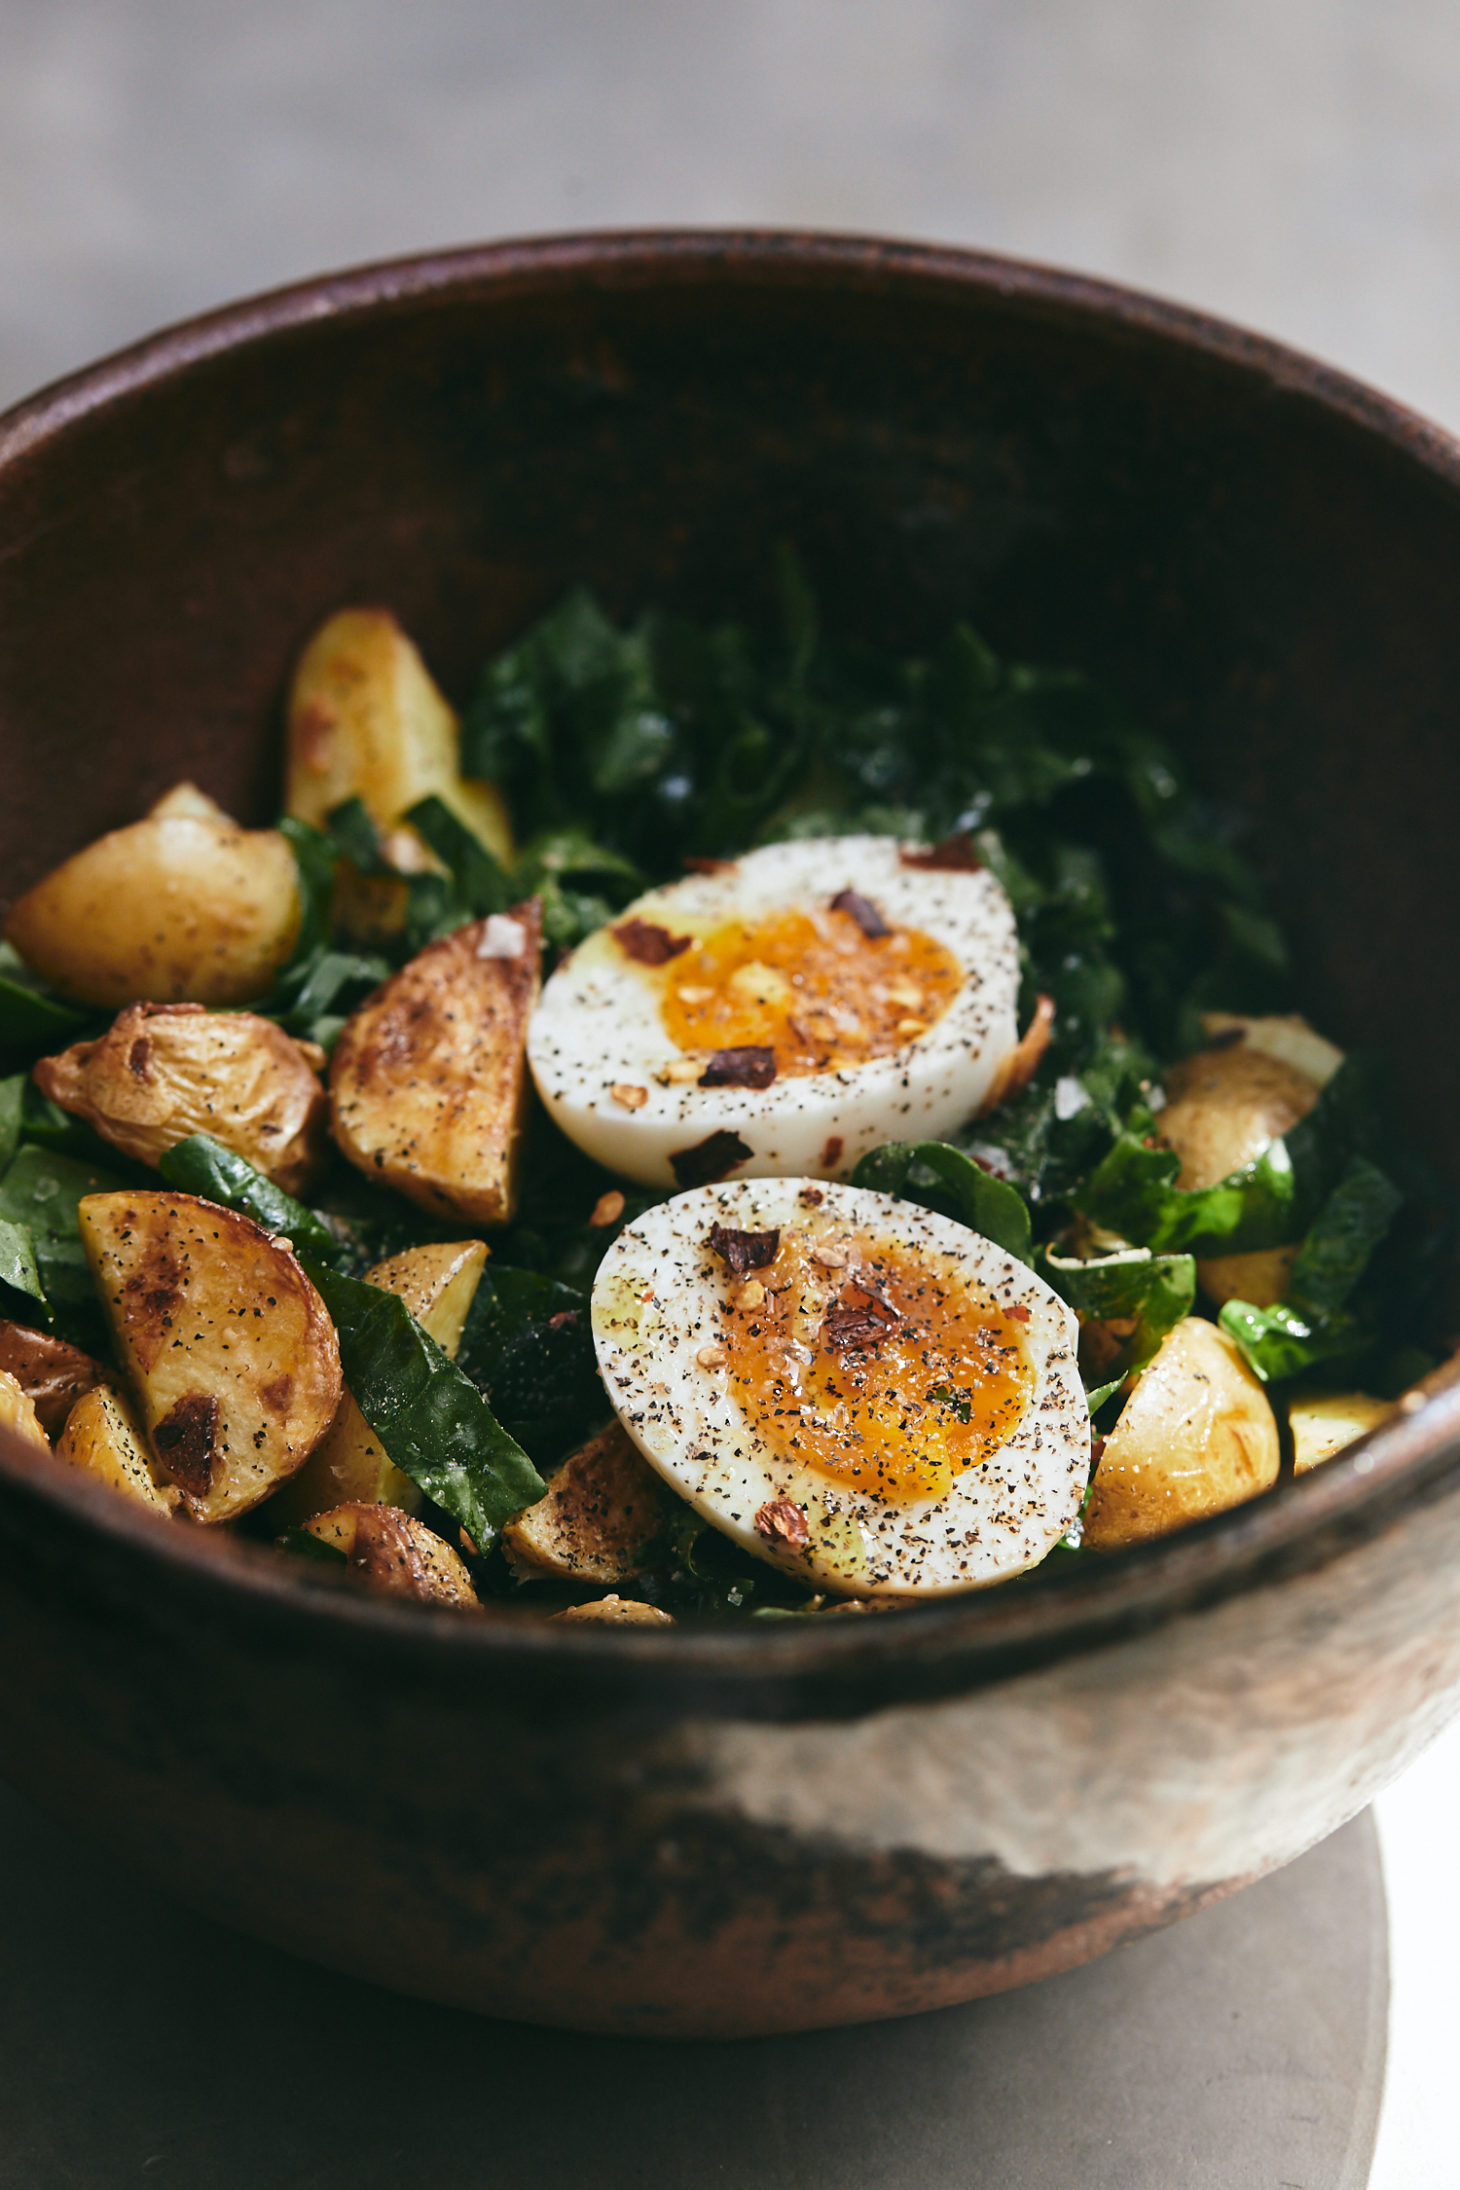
[0,563,1448,1620]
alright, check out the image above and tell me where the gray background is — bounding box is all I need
[3,0,1460,434]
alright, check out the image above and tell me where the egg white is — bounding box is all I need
[590,1177,1089,1598]
[526,836,1021,1189]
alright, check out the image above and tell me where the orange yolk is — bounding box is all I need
[658,906,962,1076]
[721,1229,1033,1502]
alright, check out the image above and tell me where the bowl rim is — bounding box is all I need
[3,224,1460,1708]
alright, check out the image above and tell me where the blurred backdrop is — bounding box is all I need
[4,0,1460,427]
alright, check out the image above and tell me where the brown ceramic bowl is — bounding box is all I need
[2,232,1459,2040]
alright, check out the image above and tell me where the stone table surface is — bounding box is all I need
[5,5,1460,2180]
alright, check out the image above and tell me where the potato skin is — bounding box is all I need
[35,1002,329,1192]
[78,1190,342,1524]
[0,1367,49,1454]
[286,607,512,864]
[1083,1316,1280,1549]
[0,1320,105,1438]
[505,1420,669,1585]
[4,813,300,1009]
[55,1385,181,1515]
[270,1239,488,1525]
[1291,1390,1397,1474]
[302,1503,478,1608]
[330,900,542,1226]
[551,1595,674,1627]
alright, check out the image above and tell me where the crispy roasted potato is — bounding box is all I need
[0,1367,49,1454]
[1290,1390,1398,1475]
[4,807,300,1009]
[551,1595,674,1627]
[286,607,512,864]
[302,1503,478,1608]
[146,781,235,825]
[1161,1016,1334,1308]
[35,1002,329,1192]
[55,1385,181,1515]
[1083,1315,1280,1549]
[0,1320,106,1438]
[271,1239,488,1524]
[78,1190,342,1523]
[331,900,542,1225]
[505,1419,669,1585]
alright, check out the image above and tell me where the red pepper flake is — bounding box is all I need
[829,888,890,939]
[821,1291,902,1354]
[900,832,983,874]
[707,1223,780,1275]
[819,1135,844,1171]
[1090,1437,1107,1468]
[755,1497,810,1549]
[683,855,737,875]
[798,1186,824,1206]
[698,1045,777,1090]
[547,1310,579,1331]
[1142,1135,1160,1150]
[1007,1303,1030,1323]
[612,917,692,965]
[669,1129,755,1189]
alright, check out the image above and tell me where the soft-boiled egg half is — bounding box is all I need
[527,836,1020,1190]
[591,1177,1088,1597]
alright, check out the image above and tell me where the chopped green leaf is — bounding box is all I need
[1038,1244,1196,1402]
[852,1140,1033,1265]
[0,1215,45,1311]
[157,1134,341,1261]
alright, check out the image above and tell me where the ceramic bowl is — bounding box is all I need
[2,233,1459,2037]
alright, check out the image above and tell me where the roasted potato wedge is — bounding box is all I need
[552,1595,674,1627]
[1083,1316,1280,1549]
[271,1238,488,1524]
[286,608,512,864]
[55,1385,181,1515]
[35,1002,329,1192]
[331,900,542,1225]
[302,1503,478,1608]
[1161,1018,1332,1308]
[0,1320,106,1439]
[78,1190,342,1523]
[146,781,234,825]
[1290,1390,1398,1474]
[4,809,300,1009]
[505,1419,670,1585]
[0,1367,49,1454]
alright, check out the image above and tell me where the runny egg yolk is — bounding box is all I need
[659,906,962,1076]
[719,1228,1034,1502]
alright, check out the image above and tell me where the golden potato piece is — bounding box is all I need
[4,812,300,1009]
[78,1190,342,1524]
[551,1595,674,1627]
[1083,1316,1280,1550]
[286,607,512,865]
[505,1420,669,1585]
[147,781,235,825]
[330,901,542,1226]
[1291,1390,1398,1475]
[0,1320,106,1439]
[1161,1026,1327,1308]
[0,1367,49,1455]
[55,1385,181,1515]
[302,1503,478,1609]
[271,1239,487,1524]
[1199,1012,1344,1090]
[35,1002,329,1193]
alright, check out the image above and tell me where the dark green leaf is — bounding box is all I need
[852,1140,1033,1266]
[1218,1297,1366,1385]
[1037,1245,1195,1400]
[157,1134,340,1261]
[303,1257,546,1547]
[404,794,511,918]
[0,1215,44,1310]
[277,1525,349,1566]
[1286,1156,1404,1320]
[0,942,87,1050]
[456,1266,605,1465]
[0,1141,129,1324]
[0,1075,23,1173]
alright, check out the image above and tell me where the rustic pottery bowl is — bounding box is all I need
[2,233,1459,2039]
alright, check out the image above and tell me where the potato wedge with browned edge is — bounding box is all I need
[55,1385,181,1515]
[0,1367,49,1454]
[78,1190,342,1523]
[286,608,512,864]
[1083,1316,1279,1549]
[36,1002,329,1192]
[0,1321,106,1439]
[271,1239,488,1524]
[552,1596,674,1627]
[1291,1390,1398,1474]
[505,1419,670,1585]
[330,900,541,1225]
[302,1503,478,1608]
[5,805,300,1010]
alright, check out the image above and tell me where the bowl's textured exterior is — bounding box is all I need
[2,233,1460,2037]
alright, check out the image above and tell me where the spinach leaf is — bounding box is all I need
[157,1134,341,1262]
[852,1140,1033,1265]
[303,1258,545,1547]
[456,1266,606,1466]
[1038,1245,1196,1405]
[1218,1153,1406,1385]
[0,1215,45,1314]
[0,1075,23,1173]
[0,1141,129,1333]
[404,794,511,919]
[0,942,87,1053]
